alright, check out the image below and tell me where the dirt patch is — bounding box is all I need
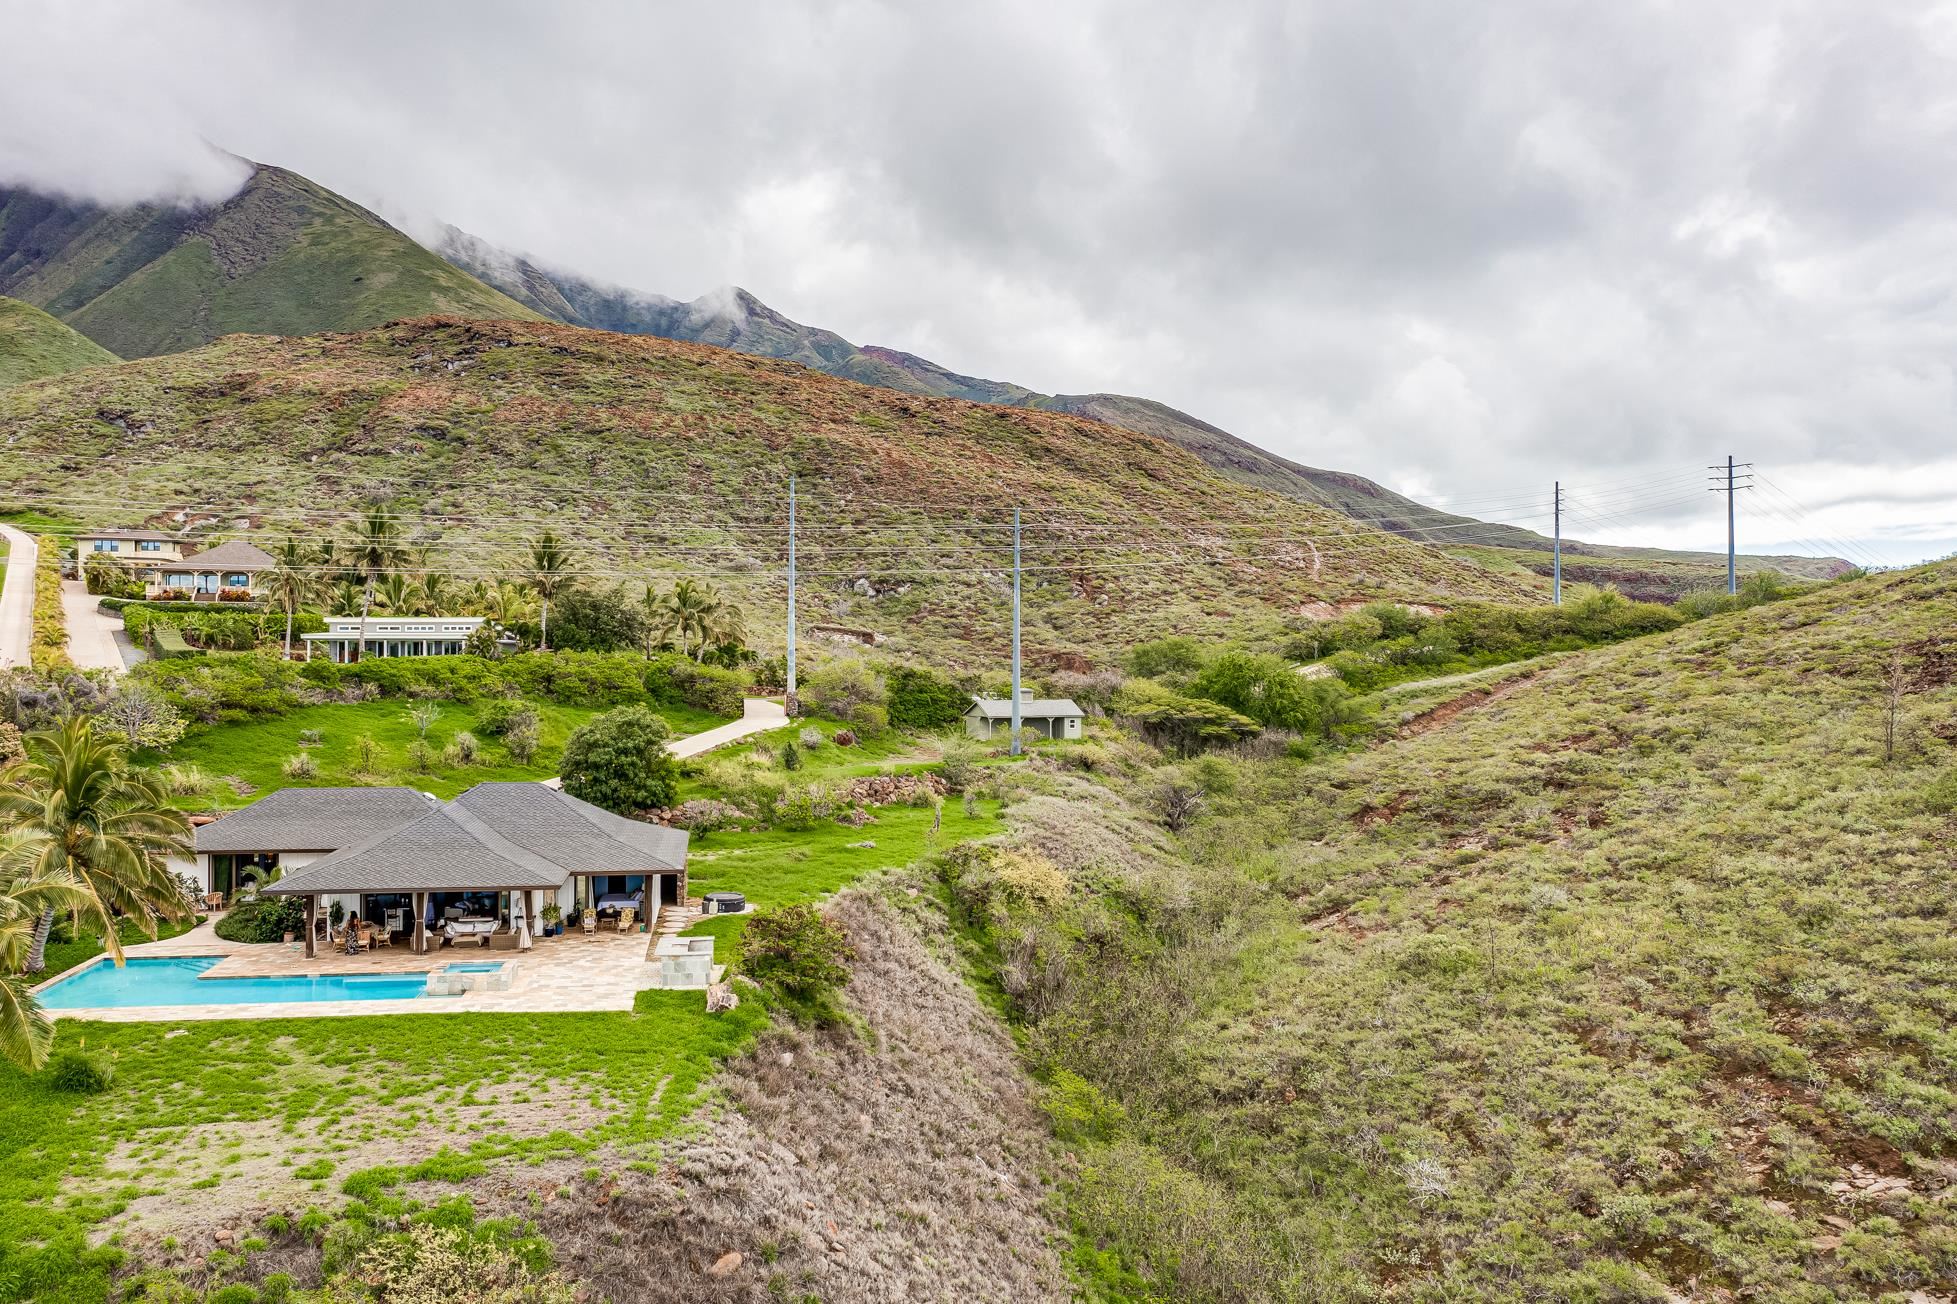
[513,881,1069,1302]
[1293,599,1446,621]
[1352,791,1413,828]
[1398,674,1536,738]
[1900,635,1957,690]
[95,1076,614,1246]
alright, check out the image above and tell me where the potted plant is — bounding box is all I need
[541,903,563,937]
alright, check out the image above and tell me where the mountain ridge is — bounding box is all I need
[0,294,119,386]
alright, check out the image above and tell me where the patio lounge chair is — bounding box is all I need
[581,909,597,936]
[616,906,637,933]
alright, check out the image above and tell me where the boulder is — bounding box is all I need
[705,983,739,1013]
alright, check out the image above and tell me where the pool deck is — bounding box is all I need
[39,916,669,1022]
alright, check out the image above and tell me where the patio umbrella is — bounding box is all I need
[513,891,532,951]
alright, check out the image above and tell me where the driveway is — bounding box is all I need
[0,524,36,669]
[669,696,791,758]
[540,697,790,789]
[62,578,128,671]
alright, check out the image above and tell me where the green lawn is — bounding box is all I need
[0,998,768,1304]
[684,799,1004,909]
[39,915,205,980]
[158,698,727,807]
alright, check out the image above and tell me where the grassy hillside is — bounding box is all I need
[434,229,1842,595]
[0,316,1535,663]
[0,295,117,386]
[962,561,1957,1298]
[0,168,541,358]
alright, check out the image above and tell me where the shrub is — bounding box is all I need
[448,730,481,765]
[215,895,306,943]
[281,752,318,778]
[832,728,857,748]
[666,798,746,832]
[559,705,678,813]
[779,739,802,771]
[351,733,380,774]
[648,655,744,717]
[544,586,647,653]
[937,733,984,792]
[45,1050,112,1093]
[1193,651,1351,734]
[134,654,305,723]
[0,720,21,766]
[741,904,854,999]
[798,725,825,748]
[801,658,886,729]
[504,720,540,765]
[474,698,538,736]
[1126,636,1208,680]
[1917,769,1957,815]
[1111,679,1260,754]
[887,664,969,730]
[772,783,838,830]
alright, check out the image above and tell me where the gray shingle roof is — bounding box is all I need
[260,783,689,896]
[966,696,1084,720]
[177,540,277,571]
[195,787,438,853]
[266,803,568,894]
[451,783,689,873]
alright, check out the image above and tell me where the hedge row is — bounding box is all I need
[124,605,324,651]
[99,597,268,613]
[30,536,71,673]
[148,624,197,660]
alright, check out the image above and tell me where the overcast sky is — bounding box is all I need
[5,0,1956,565]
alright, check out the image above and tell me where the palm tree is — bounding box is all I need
[262,537,323,661]
[419,569,453,616]
[376,572,422,616]
[701,586,747,656]
[525,531,575,652]
[654,579,727,660]
[483,581,535,626]
[460,579,493,616]
[0,719,193,977]
[328,580,366,617]
[345,506,404,654]
[0,828,85,1070]
[641,582,665,658]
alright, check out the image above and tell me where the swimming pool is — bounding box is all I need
[40,956,442,1009]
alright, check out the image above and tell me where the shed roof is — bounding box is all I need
[266,803,567,894]
[177,540,278,571]
[965,696,1084,720]
[195,787,438,853]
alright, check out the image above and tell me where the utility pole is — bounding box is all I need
[1708,455,1753,595]
[1010,506,1022,756]
[1553,480,1563,606]
[785,475,798,714]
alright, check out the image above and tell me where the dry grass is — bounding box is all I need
[511,881,1068,1302]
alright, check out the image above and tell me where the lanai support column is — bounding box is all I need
[304,895,317,959]
[413,891,428,954]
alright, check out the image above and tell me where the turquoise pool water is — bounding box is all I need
[40,956,438,1008]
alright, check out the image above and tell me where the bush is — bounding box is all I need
[504,720,540,765]
[772,783,838,830]
[474,698,538,736]
[741,904,854,999]
[1192,651,1360,738]
[45,1049,112,1093]
[832,728,857,748]
[648,655,744,717]
[1126,636,1209,680]
[798,726,825,749]
[544,586,648,653]
[559,705,678,813]
[886,664,969,730]
[1111,679,1260,755]
[779,738,802,771]
[938,733,984,792]
[214,895,306,943]
[801,658,886,729]
[666,798,746,832]
[134,654,306,723]
[281,752,318,778]
[448,730,481,765]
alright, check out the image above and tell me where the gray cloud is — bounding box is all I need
[2,0,1954,563]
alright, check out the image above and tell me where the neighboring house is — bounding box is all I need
[192,786,442,900]
[201,782,690,956]
[76,529,188,587]
[963,694,1085,741]
[155,539,279,600]
[302,615,512,662]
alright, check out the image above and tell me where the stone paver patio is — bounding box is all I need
[41,914,668,1022]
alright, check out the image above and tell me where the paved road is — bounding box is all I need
[0,525,36,669]
[61,578,128,672]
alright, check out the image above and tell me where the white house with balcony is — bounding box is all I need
[302,615,511,662]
